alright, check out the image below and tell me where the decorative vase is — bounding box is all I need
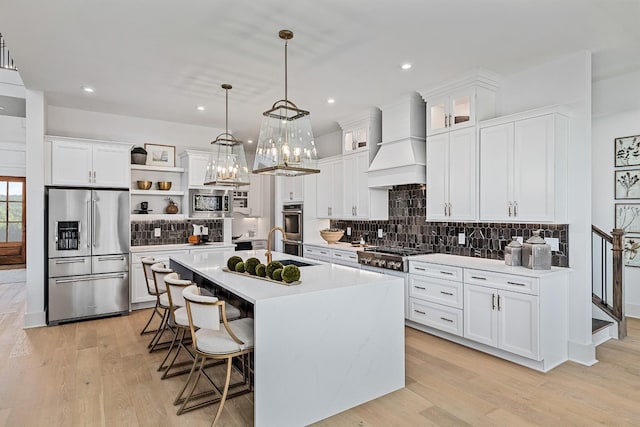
[165,200,179,214]
[522,230,552,270]
[504,237,522,266]
[131,153,147,165]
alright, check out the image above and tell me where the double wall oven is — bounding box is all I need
[282,203,303,256]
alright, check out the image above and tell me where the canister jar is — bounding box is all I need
[522,230,552,270]
[505,237,522,266]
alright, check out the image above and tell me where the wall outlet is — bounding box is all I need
[154,227,161,238]
[458,232,466,245]
[203,226,209,235]
[378,228,384,238]
[545,237,560,251]
[346,227,352,236]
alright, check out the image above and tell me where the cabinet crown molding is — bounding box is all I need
[337,107,381,130]
[479,104,572,128]
[419,68,501,100]
[45,134,133,148]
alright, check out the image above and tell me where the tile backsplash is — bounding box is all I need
[131,219,223,246]
[331,184,569,267]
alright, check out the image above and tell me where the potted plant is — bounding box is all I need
[131,146,147,165]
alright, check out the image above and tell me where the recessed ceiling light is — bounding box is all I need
[401,63,412,70]
[0,106,4,110]
[81,86,95,93]
[247,139,253,144]
[196,106,205,111]
[327,98,335,104]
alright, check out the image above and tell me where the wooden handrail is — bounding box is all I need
[592,225,613,243]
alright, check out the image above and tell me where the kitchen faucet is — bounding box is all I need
[265,226,287,264]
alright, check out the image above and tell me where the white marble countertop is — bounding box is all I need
[170,249,399,303]
[409,253,571,278]
[130,242,235,253]
[303,241,371,253]
[232,236,267,242]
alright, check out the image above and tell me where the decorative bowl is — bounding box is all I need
[320,229,344,244]
[136,180,152,190]
[157,181,172,190]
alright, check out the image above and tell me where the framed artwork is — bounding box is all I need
[615,169,640,199]
[144,143,176,167]
[615,134,640,167]
[615,204,640,233]
[624,237,640,267]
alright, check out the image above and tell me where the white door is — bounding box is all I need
[130,253,156,305]
[463,284,498,347]
[479,123,514,221]
[426,133,449,220]
[498,290,540,360]
[353,151,369,218]
[316,160,333,218]
[280,175,303,202]
[449,88,474,132]
[426,95,450,135]
[513,114,555,221]
[51,140,93,186]
[187,153,210,187]
[247,173,263,217]
[92,143,130,188]
[448,127,476,221]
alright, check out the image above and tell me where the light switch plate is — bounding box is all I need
[458,232,465,245]
[545,237,559,251]
[346,227,352,236]
[378,228,383,238]
[203,226,208,235]
[154,227,161,237]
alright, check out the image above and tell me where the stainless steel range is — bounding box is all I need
[357,246,432,272]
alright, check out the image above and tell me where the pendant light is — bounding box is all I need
[253,30,319,176]
[204,84,250,187]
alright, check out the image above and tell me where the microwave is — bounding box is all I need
[189,189,233,218]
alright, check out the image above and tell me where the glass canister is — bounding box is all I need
[504,237,522,266]
[522,230,552,270]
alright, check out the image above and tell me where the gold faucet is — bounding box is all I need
[266,226,287,264]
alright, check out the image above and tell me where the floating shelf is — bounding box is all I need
[130,213,186,221]
[130,190,185,196]
[130,165,185,173]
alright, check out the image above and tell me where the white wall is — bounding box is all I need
[315,129,342,159]
[497,51,594,364]
[0,116,26,176]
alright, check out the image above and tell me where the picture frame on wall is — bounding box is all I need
[624,237,640,267]
[615,169,640,199]
[144,143,176,167]
[615,134,640,167]
[615,203,640,233]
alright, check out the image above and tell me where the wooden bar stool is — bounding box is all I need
[176,285,254,426]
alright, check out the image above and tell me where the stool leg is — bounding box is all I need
[211,357,233,426]
[177,355,207,415]
[158,324,180,371]
[174,352,199,406]
[140,302,162,335]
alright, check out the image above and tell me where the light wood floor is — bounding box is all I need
[1,280,639,427]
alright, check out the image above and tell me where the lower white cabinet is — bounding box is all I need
[303,244,360,268]
[130,249,189,307]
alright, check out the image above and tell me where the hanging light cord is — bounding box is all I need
[284,37,288,105]
[225,86,229,135]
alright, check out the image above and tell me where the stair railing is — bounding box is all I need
[0,33,18,70]
[591,226,626,339]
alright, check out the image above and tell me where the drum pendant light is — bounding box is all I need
[253,30,319,176]
[204,84,250,187]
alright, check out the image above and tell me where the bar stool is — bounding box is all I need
[148,262,175,352]
[159,272,194,377]
[177,285,254,425]
[139,257,163,336]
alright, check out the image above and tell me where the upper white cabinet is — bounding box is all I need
[49,137,130,188]
[343,151,388,219]
[278,175,304,203]
[234,173,265,217]
[316,156,343,218]
[180,150,210,189]
[426,127,477,221]
[338,108,382,155]
[479,109,569,223]
[421,70,499,137]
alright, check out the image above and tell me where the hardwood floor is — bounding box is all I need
[1,280,639,426]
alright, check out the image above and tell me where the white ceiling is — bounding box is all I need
[1,0,639,146]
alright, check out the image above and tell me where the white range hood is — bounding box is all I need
[368,92,426,189]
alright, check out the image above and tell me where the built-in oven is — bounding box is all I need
[189,188,233,218]
[282,240,303,257]
[282,203,302,241]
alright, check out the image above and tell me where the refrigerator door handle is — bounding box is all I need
[54,273,126,284]
[97,255,126,261]
[92,198,97,247]
[54,258,86,264]
[86,200,92,247]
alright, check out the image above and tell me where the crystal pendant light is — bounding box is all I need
[204,84,250,186]
[253,30,319,176]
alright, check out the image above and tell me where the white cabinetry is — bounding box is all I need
[278,175,304,203]
[130,165,185,220]
[234,173,265,217]
[316,156,343,218]
[426,127,476,221]
[49,137,130,188]
[303,244,360,268]
[339,108,382,155]
[479,110,568,222]
[180,150,210,189]
[130,249,189,307]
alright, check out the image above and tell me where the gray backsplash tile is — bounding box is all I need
[331,184,569,267]
[131,219,223,247]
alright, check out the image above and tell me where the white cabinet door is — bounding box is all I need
[317,158,342,218]
[513,115,555,222]
[51,140,93,186]
[479,123,513,221]
[463,283,498,347]
[92,143,130,188]
[247,173,264,217]
[448,127,476,220]
[426,95,450,135]
[130,253,156,305]
[353,151,370,218]
[186,153,210,188]
[426,133,449,220]
[498,290,540,360]
[426,89,474,136]
[279,175,303,202]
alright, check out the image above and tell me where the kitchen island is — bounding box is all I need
[170,250,405,427]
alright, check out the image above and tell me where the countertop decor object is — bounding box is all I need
[131,146,147,165]
[165,199,179,214]
[144,143,175,167]
[136,180,152,190]
[505,237,522,266]
[156,181,172,190]
[320,229,345,244]
[522,230,552,270]
[252,30,319,177]
[222,267,301,286]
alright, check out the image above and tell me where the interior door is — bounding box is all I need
[0,177,26,265]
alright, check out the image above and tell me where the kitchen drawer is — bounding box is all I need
[303,246,332,261]
[92,254,129,274]
[253,240,267,250]
[409,261,463,281]
[409,298,463,337]
[409,275,463,309]
[464,268,538,294]
[332,249,358,264]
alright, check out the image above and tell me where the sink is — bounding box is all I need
[277,259,316,268]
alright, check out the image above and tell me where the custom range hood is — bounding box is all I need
[368,92,426,189]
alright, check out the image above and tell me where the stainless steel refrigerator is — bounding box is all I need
[46,187,130,325]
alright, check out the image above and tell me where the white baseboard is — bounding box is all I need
[568,340,597,366]
[626,303,640,319]
[23,311,46,328]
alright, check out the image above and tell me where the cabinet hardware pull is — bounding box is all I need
[471,276,486,280]
[444,114,449,128]
[440,291,453,295]
[414,267,426,271]
[440,317,453,323]
[444,203,447,216]
[514,201,518,216]
[508,202,512,217]
[492,293,496,310]
[415,286,426,290]
[88,170,92,183]
[56,274,125,284]
[98,256,126,261]
[55,258,86,264]
[415,310,426,315]
[497,295,502,311]
[439,271,453,275]
[507,281,526,286]
[93,170,96,183]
